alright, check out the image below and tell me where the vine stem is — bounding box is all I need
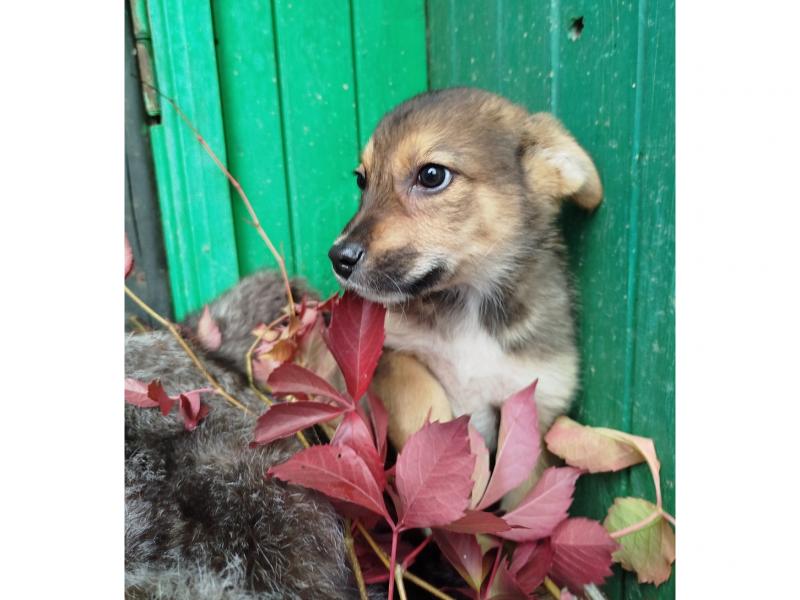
[344,519,369,600]
[142,81,295,315]
[610,508,677,540]
[401,535,431,570]
[387,529,399,600]
[125,285,251,415]
[483,547,503,595]
[354,522,455,600]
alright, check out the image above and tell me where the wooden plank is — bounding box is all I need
[350,0,428,148]
[272,0,361,295]
[428,1,675,596]
[426,0,552,111]
[147,0,239,318]
[555,2,642,597]
[125,4,172,326]
[212,0,296,278]
[625,1,675,596]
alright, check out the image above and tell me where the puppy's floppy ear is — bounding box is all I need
[520,112,603,210]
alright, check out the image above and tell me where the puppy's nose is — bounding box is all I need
[328,241,365,279]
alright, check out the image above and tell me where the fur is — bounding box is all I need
[125,273,367,599]
[331,88,602,502]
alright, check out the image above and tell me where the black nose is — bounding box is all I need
[328,241,365,279]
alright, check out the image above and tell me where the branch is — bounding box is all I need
[354,522,455,600]
[344,519,369,600]
[141,80,296,314]
[125,286,251,415]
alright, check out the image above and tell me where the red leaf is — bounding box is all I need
[431,530,487,591]
[268,444,389,520]
[323,291,386,401]
[395,417,474,530]
[178,392,210,431]
[252,401,345,446]
[125,378,157,408]
[367,392,389,461]
[499,467,581,542]
[508,540,554,593]
[197,306,222,351]
[468,424,491,508]
[147,380,175,416]
[331,411,385,488]
[267,363,351,408]
[125,234,134,278]
[477,381,541,509]
[549,518,618,593]
[441,510,511,534]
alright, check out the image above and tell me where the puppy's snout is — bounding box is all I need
[328,241,365,279]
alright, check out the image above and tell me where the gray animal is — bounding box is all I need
[125,272,365,600]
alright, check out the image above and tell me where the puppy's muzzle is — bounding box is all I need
[328,241,365,279]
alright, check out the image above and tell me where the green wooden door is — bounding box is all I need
[136,1,674,596]
[427,3,674,598]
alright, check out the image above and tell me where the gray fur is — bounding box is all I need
[125,273,363,599]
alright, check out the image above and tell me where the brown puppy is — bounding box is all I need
[329,88,601,503]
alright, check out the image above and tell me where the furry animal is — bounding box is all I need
[329,88,602,501]
[125,272,368,600]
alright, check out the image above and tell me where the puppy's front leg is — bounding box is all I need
[370,350,452,450]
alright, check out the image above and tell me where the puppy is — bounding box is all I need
[329,88,601,499]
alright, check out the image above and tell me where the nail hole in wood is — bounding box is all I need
[568,16,584,41]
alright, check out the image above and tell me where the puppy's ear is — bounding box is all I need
[520,112,603,210]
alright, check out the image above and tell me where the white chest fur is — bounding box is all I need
[385,309,578,449]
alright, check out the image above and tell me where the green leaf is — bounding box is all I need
[604,497,675,586]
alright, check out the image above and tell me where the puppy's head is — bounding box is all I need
[329,88,601,304]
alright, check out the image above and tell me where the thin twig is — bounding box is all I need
[344,519,369,600]
[125,286,252,415]
[543,576,561,599]
[401,534,431,570]
[142,80,296,314]
[354,522,455,600]
[128,315,149,333]
[395,564,408,600]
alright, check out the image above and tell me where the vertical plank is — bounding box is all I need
[147,0,239,318]
[427,1,674,596]
[212,0,295,277]
[272,0,360,295]
[125,4,172,326]
[350,0,428,148]
[426,0,552,111]
[625,0,675,597]
[556,3,641,597]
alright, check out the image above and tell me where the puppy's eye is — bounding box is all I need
[416,164,452,192]
[354,171,366,190]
